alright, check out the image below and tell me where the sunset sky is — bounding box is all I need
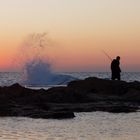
[0,0,140,72]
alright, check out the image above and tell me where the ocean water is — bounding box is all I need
[0,72,140,140]
[0,112,140,140]
[0,72,140,86]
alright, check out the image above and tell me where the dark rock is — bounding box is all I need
[0,77,140,119]
[106,106,139,113]
[46,111,75,119]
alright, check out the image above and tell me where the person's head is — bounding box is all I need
[116,56,120,61]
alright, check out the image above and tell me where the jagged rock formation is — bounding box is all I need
[0,77,140,119]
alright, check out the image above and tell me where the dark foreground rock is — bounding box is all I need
[0,77,140,119]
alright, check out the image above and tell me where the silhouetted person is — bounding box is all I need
[111,56,121,80]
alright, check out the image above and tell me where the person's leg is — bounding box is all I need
[117,73,120,80]
[111,72,115,80]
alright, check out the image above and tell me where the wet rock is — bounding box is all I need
[0,77,140,119]
[45,111,75,119]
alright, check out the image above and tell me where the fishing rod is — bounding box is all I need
[101,50,113,61]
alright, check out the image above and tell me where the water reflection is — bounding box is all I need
[0,112,140,140]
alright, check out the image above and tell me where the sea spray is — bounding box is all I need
[20,33,76,86]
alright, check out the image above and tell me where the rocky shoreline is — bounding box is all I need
[0,77,140,119]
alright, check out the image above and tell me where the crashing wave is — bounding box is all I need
[22,60,76,86]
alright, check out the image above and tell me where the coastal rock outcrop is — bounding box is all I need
[0,77,140,119]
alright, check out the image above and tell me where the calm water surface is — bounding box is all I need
[0,112,140,140]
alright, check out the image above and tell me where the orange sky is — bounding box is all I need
[0,0,140,72]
